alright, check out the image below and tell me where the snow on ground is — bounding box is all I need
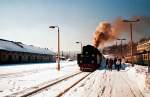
[0,61,75,75]
[126,63,150,97]
[62,69,146,97]
[31,72,89,97]
[62,64,150,97]
[0,60,150,97]
[0,61,80,97]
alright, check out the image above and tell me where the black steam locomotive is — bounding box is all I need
[77,45,102,72]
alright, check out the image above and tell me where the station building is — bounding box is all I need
[0,39,56,64]
[136,40,150,65]
[137,40,150,53]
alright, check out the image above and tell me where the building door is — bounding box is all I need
[8,55,12,63]
[28,56,31,62]
[19,56,22,63]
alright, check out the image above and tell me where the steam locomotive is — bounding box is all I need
[77,45,102,72]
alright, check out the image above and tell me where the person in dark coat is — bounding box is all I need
[116,58,121,71]
[108,59,113,71]
[114,57,117,69]
[106,58,109,69]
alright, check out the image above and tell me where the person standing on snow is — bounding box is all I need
[121,57,126,70]
[114,57,117,69]
[106,58,109,69]
[116,58,121,71]
[108,58,113,71]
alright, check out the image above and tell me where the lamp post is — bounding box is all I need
[148,41,150,72]
[115,41,118,56]
[117,38,126,58]
[76,42,82,53]
[122,19,140,66]
[49,26,60,71]
[116,41,117,47]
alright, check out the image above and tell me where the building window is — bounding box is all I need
[28,56,31,62]
[2,55,4,58]
[19,56,22,62]
[8,55,12,63]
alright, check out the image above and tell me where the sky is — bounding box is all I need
[0,0,150,52]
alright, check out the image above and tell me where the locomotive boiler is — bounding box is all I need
[77,45,102,72]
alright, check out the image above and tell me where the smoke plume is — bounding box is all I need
[93,16,150,48]
[93,21,117,48]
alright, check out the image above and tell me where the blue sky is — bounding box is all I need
[0,0,150,51]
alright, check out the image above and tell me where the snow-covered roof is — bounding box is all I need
[0,39,55,55]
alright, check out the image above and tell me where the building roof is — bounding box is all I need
[137,40,150,52]
[0,39,55,55]
[138,40,150,45]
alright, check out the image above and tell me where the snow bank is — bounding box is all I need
[126,64,150,96]
[0,61,79,97]
[0,61,77,75]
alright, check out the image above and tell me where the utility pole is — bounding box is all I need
[122,19,140,66]
[116,41,118,56]
[117,38,126,58]
[148,41,150,72]
[49,26,60,71]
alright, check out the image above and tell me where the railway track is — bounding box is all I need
[120,73,145,97]
[56,72,91,97]
[6,71,92,97]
